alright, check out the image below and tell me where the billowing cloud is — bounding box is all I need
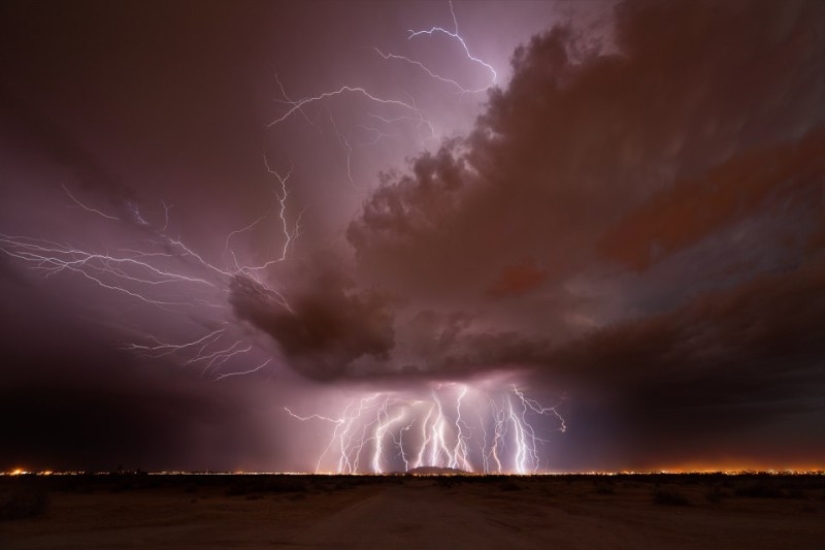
[600,125,825,271]
[333,0,825,466]
[348,0,824,305]
[543,257,825,466]
[229,264,396,381]
[486,258,547,298]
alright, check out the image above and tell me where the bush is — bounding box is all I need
[498,479,521,492]
[593,481,615,495]
[735,482,784,499]
[704,487,729,503]
[435,477,455,488]
[653,488,690,506]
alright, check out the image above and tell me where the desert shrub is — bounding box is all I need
[653,488,690,506]
[435,477,455,488]
[0,484,50,521]
[499,479,521,492]
[225,484,248,496]
[593,480,615,495]
[704,487,729,503]
[784,487,808,500]
[735,482,784,499]
[331,481,350,492]
[271,479,309,493]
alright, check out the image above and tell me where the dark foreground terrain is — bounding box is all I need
[1,473,823,549]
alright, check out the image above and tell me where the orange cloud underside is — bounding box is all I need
[487,259,547,298]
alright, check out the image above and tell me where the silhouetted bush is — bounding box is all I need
[225,484,249,496]
[435,477,455,488]
[653,488,690,506]
[704,487,730,503]
[735,482,784,499]
[593,480,615,495]
[271,480,309,493]
[499,479,521,491]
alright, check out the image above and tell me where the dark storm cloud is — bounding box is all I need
[373,257,825,466]
[336,0,825,465]
[328,0,825,376]
[0,0,282,226]
[229,263,396,381]
[600,125,825,271]
[486,259,548,299]
[348,0,824,298]
[541,259,825,466]
[346,0,824,338]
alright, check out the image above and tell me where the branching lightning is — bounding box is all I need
[1,164,301,380]
[62,183,120,221]
[285,383,565,474]
[267,0,494,189]
[402,1,498,91]
[267,86,424,128]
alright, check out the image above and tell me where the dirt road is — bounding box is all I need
[288,484,539,549]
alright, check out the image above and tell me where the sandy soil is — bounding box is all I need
[1,475,823,549]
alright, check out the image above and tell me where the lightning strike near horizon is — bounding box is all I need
[284,383,566,475]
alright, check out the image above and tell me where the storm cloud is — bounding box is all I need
[229,264,396,381]
[2,0,824,471]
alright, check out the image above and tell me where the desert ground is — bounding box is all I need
[1,473,823,549]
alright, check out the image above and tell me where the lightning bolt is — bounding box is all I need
[1,146,298,382]
[267,86,423,128]
[405,1,498,89]
[285,383,565,474]
[62,183,120,221]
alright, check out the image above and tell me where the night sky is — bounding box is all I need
[1,0,824,473]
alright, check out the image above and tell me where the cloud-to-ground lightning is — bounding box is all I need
[284,383,566,474]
